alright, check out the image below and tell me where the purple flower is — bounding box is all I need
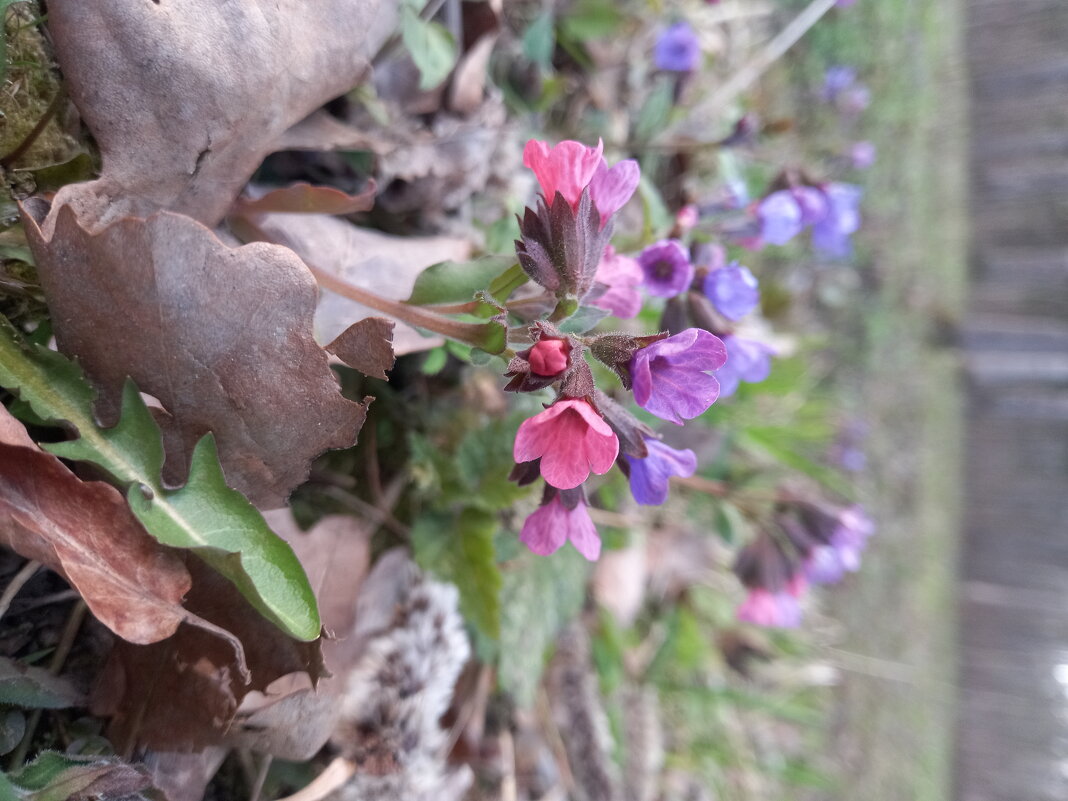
[716,335,774,398]
[822,65,856,101]
[704,262,760,321]
[654,22,701,72]
[625,438,697,505]
[792,186,829,226]
[637,239,695,298]
[850,140,877,169]
[520,493,601,561]
[630,328,727,424]
[757,191,803,246]
[811,183,862,258]
[840,85,871,114]
[805,506,875,584]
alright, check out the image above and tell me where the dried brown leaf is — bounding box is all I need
[326,317,396,379]
[45,0,398,229]
[23,203,367,509]
[0,407,193,646]
[235,182,377,216]
[92,561,325,753]
[252,213,470,355]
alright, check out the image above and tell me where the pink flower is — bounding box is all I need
[523,139,639,227]
[523,139,604,211]
[520,494,601,560]
[591,245,643,318]
[514,399,619,490]
[589,159,640,224]
[737,588,802,628]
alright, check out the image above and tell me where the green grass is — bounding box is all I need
[776,0,968,799]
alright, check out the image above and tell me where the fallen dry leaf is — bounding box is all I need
[0,406,224,648]
[44,0,397,230]
[92,561,325,753]
[234,182,377,217]
[326,317,396,380]
[251,213,470,355]
[23,202,367,509]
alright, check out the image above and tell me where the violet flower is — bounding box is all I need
[630,328,728,424]
[716,335,774,398]
[514,399,619,490]
[704,262,760,321]
[625,438,697,505]
[654,22,701,73]
[822,65,857,102]
[637,239,695,298]
[805,506,875,584]
[520,493,602,561]
[811,183,862,258]
[792,186,829,226]
[757,191,804,246]
[591,245,643,319]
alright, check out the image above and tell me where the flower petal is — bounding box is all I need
[520,500,568,555]
[565,503,602,561]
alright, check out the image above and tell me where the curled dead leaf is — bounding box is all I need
[92,561,324,753]
[0,407,240,655]
[22,201,367,509]
[326,317,396,380]
[234,182,377,217]
[45,0,398,228]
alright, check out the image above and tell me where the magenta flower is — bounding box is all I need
[637,239,694,298]
[514,399,619,490]
[757,191,804,246]
[520,493,601,561]
[630,328,727,424]
[704,262,760,321]
[523,139,604,211]
[589,159,640,224]
[654,22,701,72]
[591,245,643,318]
[737,589,801,628]
[625,438,697,505]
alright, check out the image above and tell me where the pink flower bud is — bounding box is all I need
[528,338,570,376]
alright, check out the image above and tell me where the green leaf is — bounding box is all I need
[411,508,502,641]
[401,4,458,90]
[0,658,82,710]
[634,76,674,142]
[558,0,623,41]
[0,320,321,641]
[498,548,589,706]
[487,262,530,302]
[523,11,555,70]
[6,752,153,801]
[14,153,95,193]
[407,255,517,306]
[0,711,25,757]
[637,172,672,241]
[420,346,448,375]
[455,417,531,510]
[557,305,610,334]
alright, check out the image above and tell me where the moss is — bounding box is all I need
[1,3,77,168]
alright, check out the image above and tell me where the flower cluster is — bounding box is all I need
[733,499,875,627]
[752,182,863,257]
[509,140,729,560]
